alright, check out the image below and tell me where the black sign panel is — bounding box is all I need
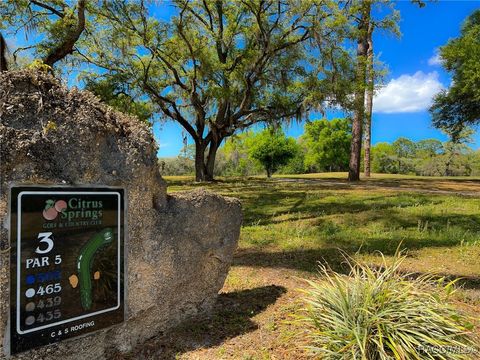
[8,186,125,355]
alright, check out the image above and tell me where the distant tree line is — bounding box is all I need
[369,136,479,177]
[160,118,480,178]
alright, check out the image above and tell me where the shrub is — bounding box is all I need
[159,157,194,176]
[300,253,476,359]
[248,128,298,177]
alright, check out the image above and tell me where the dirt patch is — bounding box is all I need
[112,266,312,360]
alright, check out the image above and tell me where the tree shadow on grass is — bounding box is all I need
[242,192,440,226]
[111,285,286,360]
[364,177,480,193]
[233,248,351,274]
[403,271,480,291]
[276,176,480,194]
[233,248,480,292]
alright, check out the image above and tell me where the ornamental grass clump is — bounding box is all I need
[301,253,477,359]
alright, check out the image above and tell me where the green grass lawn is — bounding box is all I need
[167,174,480,277]
[126,174,480,359]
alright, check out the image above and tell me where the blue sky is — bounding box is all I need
[153,1,480,157]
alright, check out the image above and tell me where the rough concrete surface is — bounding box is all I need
[0,70,242,359]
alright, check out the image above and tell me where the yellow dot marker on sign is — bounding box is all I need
[69,274,79,288]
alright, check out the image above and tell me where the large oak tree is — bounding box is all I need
[82,0,348,181]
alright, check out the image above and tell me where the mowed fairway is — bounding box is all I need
[123,174,480,359]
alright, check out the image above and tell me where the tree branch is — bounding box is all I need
[30,0,64,18]
[143,81,198,141]
[43,0,86,67]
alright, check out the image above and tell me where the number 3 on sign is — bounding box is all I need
[36,232,54,254]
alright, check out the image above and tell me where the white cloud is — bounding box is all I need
[373,71,444,113]
[428,51,442,66]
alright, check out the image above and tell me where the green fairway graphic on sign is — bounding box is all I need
[77,228,114,310]
[8,186,125,356]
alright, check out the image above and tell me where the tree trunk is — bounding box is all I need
[445,154,453,176]
[364,24,374,178]
[205,137,222,181]
[0,33,7,72]
[348,3,371,182]
[194,141,207,182]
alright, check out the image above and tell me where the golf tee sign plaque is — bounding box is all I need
[7,186,125,355]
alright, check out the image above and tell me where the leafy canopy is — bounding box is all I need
[84,75,154,122]
[430,10,480,139]
[392,137,416,159]
[82,1,342,132]
[302,118,351,172]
